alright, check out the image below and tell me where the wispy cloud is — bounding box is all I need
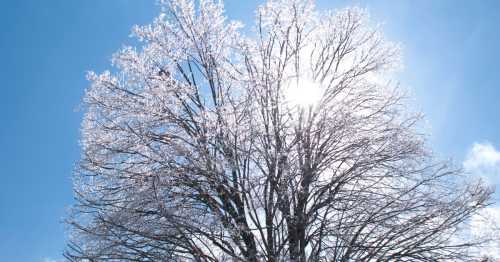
[43,257,62,262]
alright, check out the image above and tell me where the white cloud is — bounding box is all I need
[464,142,500,185]
[470,207,500,260]
[463,142,500,260]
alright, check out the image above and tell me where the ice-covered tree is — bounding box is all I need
[66,0,494,261]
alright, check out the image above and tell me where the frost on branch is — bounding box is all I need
[66,0,494,261]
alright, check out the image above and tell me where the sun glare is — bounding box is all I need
[284,77,323,108]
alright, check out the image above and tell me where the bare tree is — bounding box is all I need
[66,0,494,261]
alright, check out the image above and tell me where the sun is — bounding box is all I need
[283,77,323,108]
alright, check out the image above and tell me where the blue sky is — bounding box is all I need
[0,1,499,261]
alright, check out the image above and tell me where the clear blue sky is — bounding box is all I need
[1,1,499,261]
